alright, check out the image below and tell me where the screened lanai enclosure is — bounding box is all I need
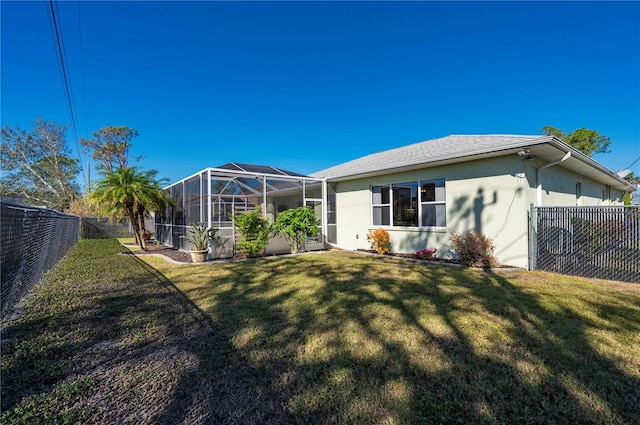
[155,163,334,259]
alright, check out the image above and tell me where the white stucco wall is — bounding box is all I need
[537,165,624,206]
[332,155,625,269]
[333,156,533,268]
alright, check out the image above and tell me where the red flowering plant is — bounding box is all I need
[414,248,437,260]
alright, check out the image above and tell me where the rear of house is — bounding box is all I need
[156,134,633,268]
[313,135,632,268]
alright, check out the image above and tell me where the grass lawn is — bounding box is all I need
[2,239,639,424]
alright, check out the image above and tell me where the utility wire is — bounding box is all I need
[623,156,640,171]
[45,0,86,184]
[76,0,91,191]
[76,0,89,138]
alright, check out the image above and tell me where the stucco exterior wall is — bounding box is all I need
[537,163,624,206]
[332,155,626,269]
[334,156,533,268]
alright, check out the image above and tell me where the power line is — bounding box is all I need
[76,0,89,137]
[45,0,87,185]
[623,156,640,171]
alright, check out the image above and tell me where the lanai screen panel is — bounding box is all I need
[184,174,202,224]
[156,165,326,256]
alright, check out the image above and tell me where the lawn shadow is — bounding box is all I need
[188,251,640,423]
[6,243,637,424]
[1,241,295,424]
[110,251,297,424]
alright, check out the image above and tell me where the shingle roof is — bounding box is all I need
[310,134,554,180]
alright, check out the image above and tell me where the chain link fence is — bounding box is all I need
[533,206,640,283]
[1,202,81,321]
[80,217,131,239]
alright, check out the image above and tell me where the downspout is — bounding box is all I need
[536,151,571,206]
[262,175,267,219]
[321,179,328,245]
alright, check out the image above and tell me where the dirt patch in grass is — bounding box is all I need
[123,242,194,263]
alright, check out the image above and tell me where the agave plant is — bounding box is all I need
[182,223,221,251]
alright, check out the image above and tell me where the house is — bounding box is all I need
[157,135,633,268]
[311,134,633,268]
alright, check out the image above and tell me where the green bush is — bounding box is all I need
[450,231,498,268]
[271,206,319,253]
[233,207,270,257]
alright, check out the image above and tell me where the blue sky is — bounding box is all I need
[2,1,639,188]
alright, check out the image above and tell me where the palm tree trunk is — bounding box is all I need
[128,210,146,251]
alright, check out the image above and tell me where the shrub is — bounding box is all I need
[414,248,437,260]
[272,206,319,254]
[366,228,391,254]
[233,207,270,258]
[450,231,498,268]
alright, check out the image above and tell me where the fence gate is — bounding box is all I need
[531,206,640,283]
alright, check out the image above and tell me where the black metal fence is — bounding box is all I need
[533,206,640,283]
[1,202,80,321]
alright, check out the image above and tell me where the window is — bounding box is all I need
[372,185,390,225]
[420,180,446,227]
[372,179,445,228]
[576,182,582,206]
[392,182,418,226]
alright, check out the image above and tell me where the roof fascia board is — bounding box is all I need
[545,137,635,190]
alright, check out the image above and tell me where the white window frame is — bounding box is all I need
[371,178,446,229]
[371,185,391,226]
[419,178,446,228]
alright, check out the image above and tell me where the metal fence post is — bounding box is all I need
[529,203,536,271]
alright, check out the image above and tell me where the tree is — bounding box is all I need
[541,126,611,157]
[67,195,102,217]
[622,171,639,205]
[80,126,142,172]
[1,119,80,210]
[90,167,172,250]
[271,206,319,253]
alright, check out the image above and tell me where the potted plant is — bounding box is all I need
[181,223,221,263]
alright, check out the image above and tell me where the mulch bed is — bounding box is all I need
[356,249,462,265]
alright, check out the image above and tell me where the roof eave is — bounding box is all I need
[325,137,635,192]
[545,137,635,192]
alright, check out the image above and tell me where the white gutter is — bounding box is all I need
[536,151,571,206]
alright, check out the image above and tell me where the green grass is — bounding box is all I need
[117,237,137,245]
[2,240,639,424]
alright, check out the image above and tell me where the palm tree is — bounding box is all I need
[90,167,172,250]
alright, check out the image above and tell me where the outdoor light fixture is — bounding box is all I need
[517,149,536,161]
